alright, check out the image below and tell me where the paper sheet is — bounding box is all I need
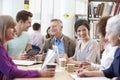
[71,74,110,80]
[13,60,35,66]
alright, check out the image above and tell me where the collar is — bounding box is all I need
[54,35,64,42]
[14,31,26,38]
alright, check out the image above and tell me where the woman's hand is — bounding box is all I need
[77,68,87,77]
[79,61,91,68]
[39,68,55,77]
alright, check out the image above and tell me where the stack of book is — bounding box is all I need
[89,1,120,18]
[89,0,120,39]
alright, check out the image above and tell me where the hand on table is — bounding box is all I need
[79,61,91,68]
[77,68,88,77]
[39,68,55,77]
[18,51,28,60]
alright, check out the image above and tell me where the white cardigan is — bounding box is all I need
[91,43,118,70]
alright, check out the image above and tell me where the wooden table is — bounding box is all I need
[14,64,110,80]
[14,64,73,80]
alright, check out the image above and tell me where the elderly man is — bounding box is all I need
[41,19,76,57]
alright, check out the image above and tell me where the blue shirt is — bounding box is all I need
[54,37,65,54]
[103,48,120,79]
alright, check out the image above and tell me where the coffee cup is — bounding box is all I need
[36,55,42,62]
[66,64,75,73]
[59,58,66,68]
[46,63,56,69]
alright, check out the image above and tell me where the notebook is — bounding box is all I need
[13,60,35,66]
[71,74,110,80]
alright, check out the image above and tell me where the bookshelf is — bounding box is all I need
[88,0,117,39]
[75,14,87,21]
[89,0,115,2]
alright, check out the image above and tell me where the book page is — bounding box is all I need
[13,60,35,66]
[71,74,110,80]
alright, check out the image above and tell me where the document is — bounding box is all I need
[71,74,110,80]
[13,60,35,66]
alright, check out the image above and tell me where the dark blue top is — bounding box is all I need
[117,77,120,80]
[103,48,120,79]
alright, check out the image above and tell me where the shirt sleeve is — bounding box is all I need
[70,52,77,61]
[86,40,101,64]
[91,62,101,70]
[102,63,115,78]
[117,77,120,80]
[70,43,79,61]
[0,48,39,79]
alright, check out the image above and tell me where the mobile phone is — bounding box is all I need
[26,49,39,56]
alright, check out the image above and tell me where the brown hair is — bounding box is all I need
[74,19,90,33]
[46,26,51,39]
[16,10,33,22]
[0,15,16,44]
[97,16,111,37]
[32,23,41,30]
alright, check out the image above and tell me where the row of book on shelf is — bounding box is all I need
[89,0,120,39]
[89,0,120,18]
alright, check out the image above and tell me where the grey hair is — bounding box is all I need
[50,19,63,26]
[107,15,120,34]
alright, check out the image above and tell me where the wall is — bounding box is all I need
[60,0,76,38]
[0,0,2,14]
[1,0,88,38]
[2,0,24,19]
[40,0,54,35]
[29,0,41,23]
[76,0,88,15]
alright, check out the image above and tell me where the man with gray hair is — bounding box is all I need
[40,19,76,58]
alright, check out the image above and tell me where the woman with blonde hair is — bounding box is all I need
[0,15,55,79]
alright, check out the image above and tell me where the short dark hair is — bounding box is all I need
[74,19,90,33]
[16,10,33,22]
[32,23,41,30]
[96,16,111,37]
